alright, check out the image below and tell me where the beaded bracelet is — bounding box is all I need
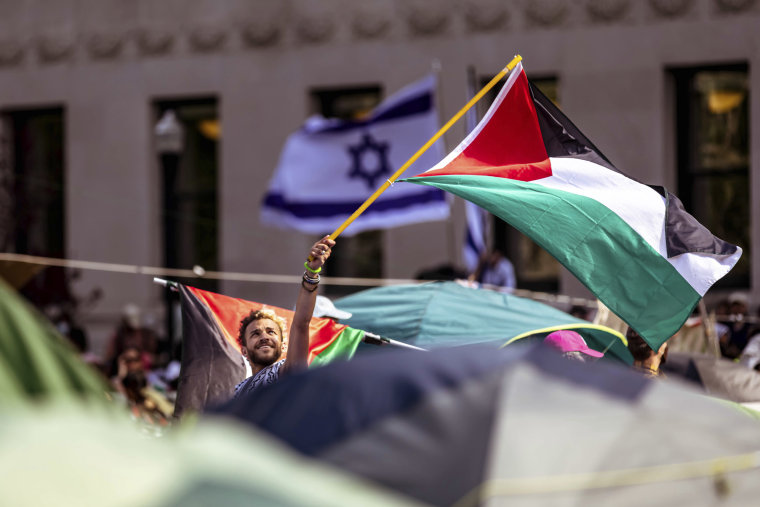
[302,272,320,284]
[301,280,318,292]
[304,261,322,274]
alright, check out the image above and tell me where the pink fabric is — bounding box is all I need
[544,330,604,358]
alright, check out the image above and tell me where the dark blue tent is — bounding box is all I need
[213,344,760,506]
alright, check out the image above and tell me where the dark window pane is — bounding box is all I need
[309,86,383,296]
[155,98,219,292]
[1,108,68,307]
[693,71,749,172]
[310,85,381,120]
[672,63,749,288]
[690,172,750,284]
[532,78,559,106]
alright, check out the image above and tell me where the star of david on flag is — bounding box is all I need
[261,75,449,236]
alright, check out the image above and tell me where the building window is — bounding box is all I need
[154,98,219,290]
[309,85,383,293]
[0,107,68,307]
[671,64,749,288]
[481,75,562,291]
[154,98,219,343]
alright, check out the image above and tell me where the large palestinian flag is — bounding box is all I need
[403,62,741,351]
[175,285,364,417]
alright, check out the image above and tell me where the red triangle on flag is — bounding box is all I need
[417,67,551,182]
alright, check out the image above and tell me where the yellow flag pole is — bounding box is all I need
[326,54,523,241]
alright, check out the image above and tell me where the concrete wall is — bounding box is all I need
[1,0,758,354]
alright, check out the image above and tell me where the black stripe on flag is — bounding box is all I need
[175,285,246,418]
[528,80,738,259]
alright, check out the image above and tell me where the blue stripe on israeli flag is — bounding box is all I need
[261,75,449,236]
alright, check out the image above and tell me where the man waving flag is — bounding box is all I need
[403,62,741,351]
[175,284,364,417]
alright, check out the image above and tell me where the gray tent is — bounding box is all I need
[663,351,760,403]
[217,344,760,506]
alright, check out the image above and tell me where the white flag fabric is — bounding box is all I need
[261,76,450,236]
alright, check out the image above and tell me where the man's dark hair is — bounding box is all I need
[237,309,286,349]
[626,328,654,362]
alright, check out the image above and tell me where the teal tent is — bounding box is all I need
[336,281,632,363]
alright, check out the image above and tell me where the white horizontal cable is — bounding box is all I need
[0,252,597,306]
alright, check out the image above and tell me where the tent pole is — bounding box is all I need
[698,299,720,357]
[153,278,426,351]
[153,277,179,291]
[325,54,523,241]
[363,332,427,351]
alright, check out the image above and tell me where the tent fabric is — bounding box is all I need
[335,281,632,364]
[214,345,510,455]
[663,352,760,403]
[0,277,108,403]
[0,403,424,507]
[214,344,760,506]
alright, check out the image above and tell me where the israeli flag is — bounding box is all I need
[261,76,449,236]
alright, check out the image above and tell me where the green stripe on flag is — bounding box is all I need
[309,327,364,368]
[406,174,700,350]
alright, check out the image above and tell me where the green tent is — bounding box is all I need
[0,403,424,507]
[336,281,632,363]
[0,278,108,403]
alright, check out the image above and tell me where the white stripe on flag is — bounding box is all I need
[541,157,742,295]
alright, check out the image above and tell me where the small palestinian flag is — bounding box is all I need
[175,284,364,417]
[404,61,741,351]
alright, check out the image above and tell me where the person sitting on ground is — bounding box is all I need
[718,292,754,360]
[233,235,334,399]
[112,347,174,425]
[543,330,604,362]
[626,327,668,378]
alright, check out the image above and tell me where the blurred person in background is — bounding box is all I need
[543,330,604,362]
[718,292,754,360]
[104,304,159,377]
[469,248,516,290]
[569,305,591,321]
[738,305,760,371]
[113,347,174,426]
[627,328,668,378]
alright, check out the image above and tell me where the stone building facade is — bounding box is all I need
[0,0,758,353]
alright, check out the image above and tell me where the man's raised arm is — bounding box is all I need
[282,235,335,374]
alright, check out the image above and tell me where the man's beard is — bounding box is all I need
[250,345,282,367]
